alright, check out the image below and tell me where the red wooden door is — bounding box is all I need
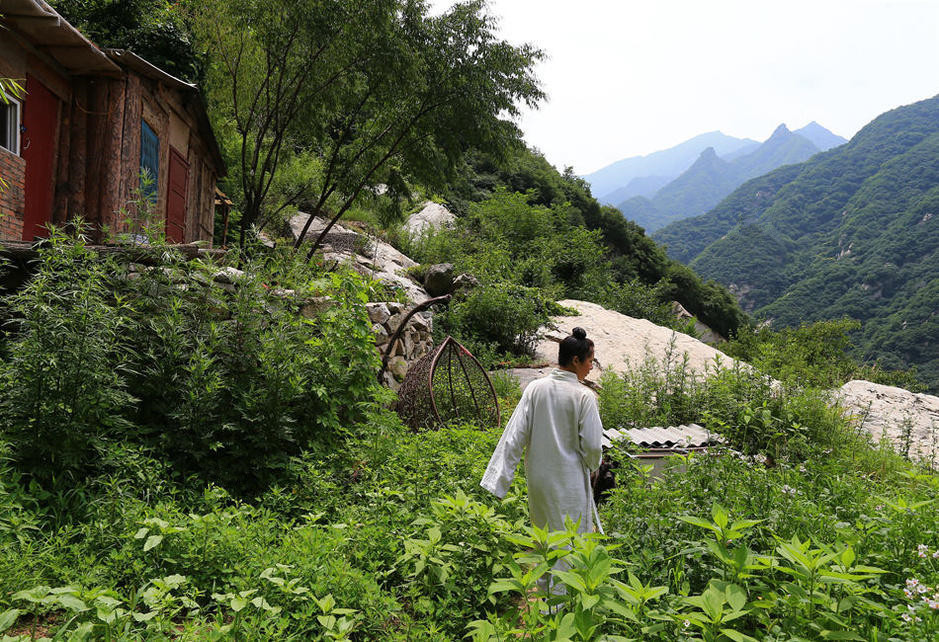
[165,146,189,243]
[22,75,58,241]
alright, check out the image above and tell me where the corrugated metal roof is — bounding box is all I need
[602,423,719,449]
[1,0,121,75]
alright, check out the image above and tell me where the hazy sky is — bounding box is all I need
[430,0,939,174]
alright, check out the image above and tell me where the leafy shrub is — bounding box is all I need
[117,254,382,492]
[0,229,383,494]
[597,348,848,461]
[435,282,553,364]
[0,229,134,480]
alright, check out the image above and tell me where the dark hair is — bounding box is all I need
[558,327,593,366]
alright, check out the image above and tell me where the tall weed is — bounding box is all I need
[0,228,134,480]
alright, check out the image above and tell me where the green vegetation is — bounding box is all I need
[0,240,936,639]
[192,0,543,250]
[654,95,939,390]
[0,228,383,493]
[406,146,746,359]
[50,0,201,82]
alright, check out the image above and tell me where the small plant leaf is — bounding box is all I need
[0,609,21,633]
[143,535,164,551]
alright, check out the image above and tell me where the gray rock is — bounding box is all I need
[300,296,334,318]
[389,356,409,381]
[367,302,391,325]
[410,312,431,333]
[214,267,246,284]
[405,201,456,238]
[424,263,455,297]
[372,323,390,345]
[453,273,479,292]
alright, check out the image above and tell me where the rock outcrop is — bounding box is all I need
[287,213,430,305]
[286,214,437,388]
[404,201,456,238]
[532,299,738,385]
[837,380,939,467]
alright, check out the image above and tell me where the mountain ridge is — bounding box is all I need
[615,124,829,232]
[653,94,939,388]
[584,131,759,203]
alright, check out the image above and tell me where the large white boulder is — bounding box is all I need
[288,213,429,304]
[533,299,738,385]
[837,380,939,466]
[404,201,456,238]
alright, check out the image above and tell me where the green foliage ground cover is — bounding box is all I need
[1,237,937,640]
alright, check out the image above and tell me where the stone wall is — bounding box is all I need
[367,301,434,390]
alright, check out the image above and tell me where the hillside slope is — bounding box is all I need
[655,95,939,385]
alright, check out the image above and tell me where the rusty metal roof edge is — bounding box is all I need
[2,0,121,75]
[103,49,196,91]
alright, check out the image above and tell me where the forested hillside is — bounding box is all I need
[411,145,747,343]
[655,95,939,387]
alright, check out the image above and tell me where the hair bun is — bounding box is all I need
[572,327,587,340]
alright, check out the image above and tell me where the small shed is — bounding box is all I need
[0,0,225,244]
[603,423,721,477]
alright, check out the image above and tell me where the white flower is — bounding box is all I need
[917,544,929,558]
[781,485,797,496]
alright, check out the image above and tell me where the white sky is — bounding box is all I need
[430,0,939,174]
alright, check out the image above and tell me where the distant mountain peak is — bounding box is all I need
[794,122,847,151]
[768,123,791,139]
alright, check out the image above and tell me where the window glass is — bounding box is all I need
[140,120,159,200]
[0,98,21,155]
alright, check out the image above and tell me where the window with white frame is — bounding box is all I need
[0,97,21,155]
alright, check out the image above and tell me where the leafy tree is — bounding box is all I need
[49,0,202,82]
[193,0,543,250]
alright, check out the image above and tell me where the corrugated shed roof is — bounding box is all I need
[1,0,121,75]
[602,423,719,449]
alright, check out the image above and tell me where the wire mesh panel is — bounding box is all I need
[396,336,500,431]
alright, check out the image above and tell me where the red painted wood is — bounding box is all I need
[22,75,58,241]
[166,146,189,243]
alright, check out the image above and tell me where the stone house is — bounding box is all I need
[0,0,225,243]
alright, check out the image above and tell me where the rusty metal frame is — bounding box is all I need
[427,336,501,429]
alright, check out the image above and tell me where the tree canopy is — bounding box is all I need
[192,0,544,249]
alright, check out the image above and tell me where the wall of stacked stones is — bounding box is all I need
[367,302,434,390]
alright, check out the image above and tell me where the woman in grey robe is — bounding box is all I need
[480,327,604,535]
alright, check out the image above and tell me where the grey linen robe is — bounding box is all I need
[481,369,604,534]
